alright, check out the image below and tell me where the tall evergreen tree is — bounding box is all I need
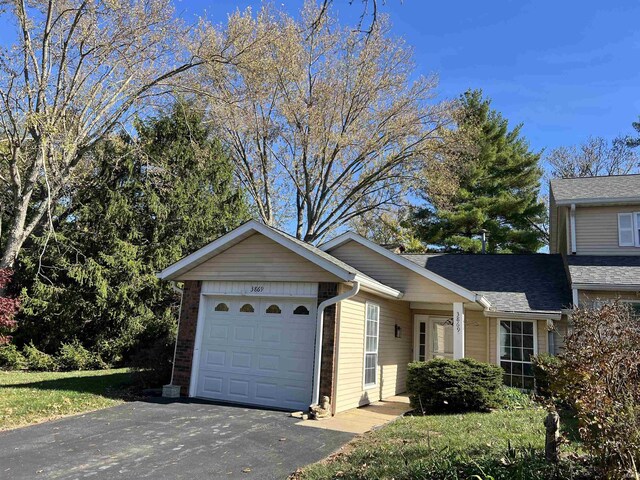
[411,90,546,253]
[15,103,248,361]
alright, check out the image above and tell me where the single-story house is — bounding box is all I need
[158,220,572,415]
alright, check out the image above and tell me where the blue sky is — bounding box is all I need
[176,0,640,158]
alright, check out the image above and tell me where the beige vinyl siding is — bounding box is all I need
[578,289,640,306]
[178,233,343,282]
[411,309,488,363]
[575,205,640,255]
[488,318,549,364]
[335,290,412,413]
[328,241,468,303]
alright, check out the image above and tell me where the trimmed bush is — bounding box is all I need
[531,353,563,398]
[407,358,503,413]
[57,340,107,371]
[0,344,26,370]
[23,342,58,371]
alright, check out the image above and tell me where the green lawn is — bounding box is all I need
[296,407,593,480]
[0,369,134,431]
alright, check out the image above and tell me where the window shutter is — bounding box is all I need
[618,213,634,246]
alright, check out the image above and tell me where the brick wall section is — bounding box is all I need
[318,282,339,403]
[172,280,202,396]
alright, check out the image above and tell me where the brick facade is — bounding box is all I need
[317,282,339,404]
[172,280,202,396]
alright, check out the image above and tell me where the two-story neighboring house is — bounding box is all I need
[550,174,640,311]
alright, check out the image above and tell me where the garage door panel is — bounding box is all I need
[195,295,316,411]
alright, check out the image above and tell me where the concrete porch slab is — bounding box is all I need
[297,395,412,434]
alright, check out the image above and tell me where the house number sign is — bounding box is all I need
[250,285,265,293]
[455,312,462,333]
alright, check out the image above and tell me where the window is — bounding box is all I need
[265,304,281,314]
[239,303,254,313]
[293,305,310,315]
[364,303,380,387]
[214,302,229,312]
[618,212,640,247]
[499,320,536,390]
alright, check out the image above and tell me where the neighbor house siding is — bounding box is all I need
[177,233,343,282]
[328,241,468,303]
[574,205,640,256]
[334,290,412,413]
[578,289,640,306]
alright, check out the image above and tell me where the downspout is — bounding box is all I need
[169,282,184,386]
[570,204,577,254]
[311,281,360,406]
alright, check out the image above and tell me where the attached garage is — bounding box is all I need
[158,220,404,413]
[192,293,317,411]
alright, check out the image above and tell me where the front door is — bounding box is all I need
[414,315,454,361]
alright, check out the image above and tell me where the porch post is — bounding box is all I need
[453,302,465,360]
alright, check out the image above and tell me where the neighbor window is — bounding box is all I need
[618,212,640,247]
[364,303,380,387]
[499,320,536,390]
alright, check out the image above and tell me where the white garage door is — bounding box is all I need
[194,296,317,411]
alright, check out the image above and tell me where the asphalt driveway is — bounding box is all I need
[0,399,354,480]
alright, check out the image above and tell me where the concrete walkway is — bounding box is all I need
[297,395,412,434]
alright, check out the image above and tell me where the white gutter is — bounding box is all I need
[476,295,491,309]
[311,281,361,406]
[169,282,184,386]
[570,204,577,254]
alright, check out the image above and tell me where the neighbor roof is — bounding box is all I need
[401,254,572,314]
[566,255,640,288]
[550,174,640,205]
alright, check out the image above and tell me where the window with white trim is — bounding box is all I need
[364,303,380,387]
[618,212,640,247]
[499,320,536,390]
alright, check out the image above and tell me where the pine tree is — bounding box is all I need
[412,90,546,253]
[15,103,248,361]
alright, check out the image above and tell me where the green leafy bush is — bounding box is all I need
[23,342,58,371]
[57,340,107,371]
[407,358,503,413]
[494,386,532,409]
[531,353,563,398]
[0,344,26,370]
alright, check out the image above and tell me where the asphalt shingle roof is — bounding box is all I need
[401,253,572,313]
[550,175,640,203]
[566,255,640,286]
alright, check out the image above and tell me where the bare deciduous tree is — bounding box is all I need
[202,1,452,242]
[546,136,639,179]
[0,0,218,269]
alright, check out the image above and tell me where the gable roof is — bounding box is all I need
[158,220,402,298]
[566,255,640,288]
[401,253,572,314]
[320,232,490,306]
[550,174,640,205]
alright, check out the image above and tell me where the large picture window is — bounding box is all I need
[364,303,380,387]
[499,320,536,390]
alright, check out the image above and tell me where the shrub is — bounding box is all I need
[0,343,26,370]
[494,386,532,409]
[23,342,58,371]
[57,340,107,371]
[546,303,640,477]
[531,353,563,398]
[407,358,503,413]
